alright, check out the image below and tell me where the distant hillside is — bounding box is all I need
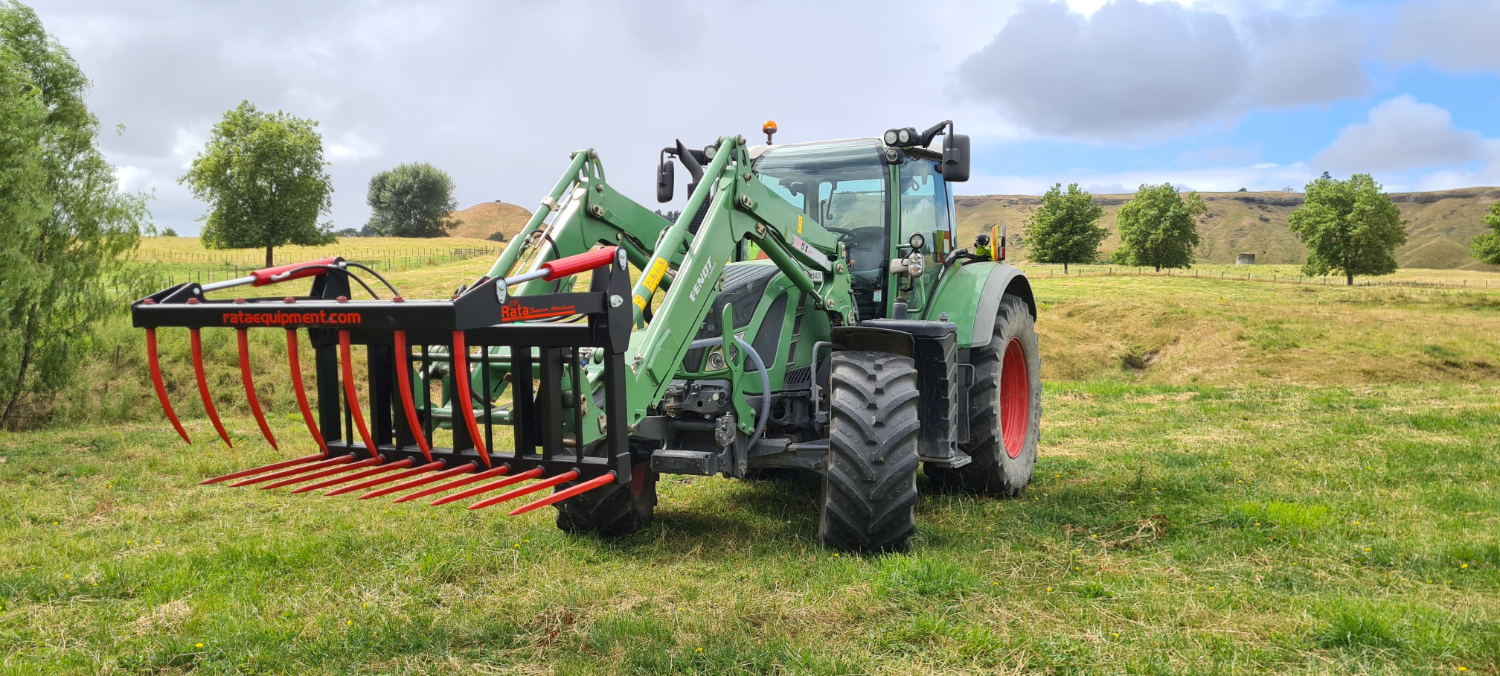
[955,187,1500,270]
[448,201,533,240]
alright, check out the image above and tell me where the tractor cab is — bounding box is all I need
[749,123,968,321]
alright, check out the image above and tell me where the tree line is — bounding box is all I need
[1015,173,1500,284]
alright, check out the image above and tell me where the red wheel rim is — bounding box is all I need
[1000,338,1030,459]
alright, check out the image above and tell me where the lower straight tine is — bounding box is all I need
[393,465,508,503]
[508,472,616,516]
[229,455,355,487]
[145,328,191,444]
[259,456,382,490]
[190,328,233,447]
[364,462,479,501]
[286,329,328,453]
[237,328,278,450]
[337,330,380,459]
[291,458,414,493]
[468,470,578,511]
[327,460,444,496]
[429,467,542,506]
[200,452,327,485]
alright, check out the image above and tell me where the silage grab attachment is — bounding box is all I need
[131,247,634,515]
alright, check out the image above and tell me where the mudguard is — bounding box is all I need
[926,261,1035,349]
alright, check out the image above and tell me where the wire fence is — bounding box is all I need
[1017,264,1500,290]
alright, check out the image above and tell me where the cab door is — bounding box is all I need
[888,157,954,317]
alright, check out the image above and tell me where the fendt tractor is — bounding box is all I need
[133,120,1041,552]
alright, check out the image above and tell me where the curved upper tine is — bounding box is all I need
[286,329,328,453]
[450,331,491,467]
[392,330,433,462]
[236,329,278,450]
[146,328,191,444]
[337,330,381,459]
[190,328,233,447]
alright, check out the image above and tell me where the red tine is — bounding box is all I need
[392,330,433,463]
[229,454,355,487]
[200,452,327,485]
[145,328,191,444]
[430,467,543,506]
[449,331,491,467]
[366,462,480,501]
[259,456,382,490]
[286,329,328,453]
[394,465,508,503]
[338,330,380,459]
[190,328,233,447]
[236,329,279,450]
[291,458,415,493]
[468,470,579,511]
[326,460,444,496]
[507,472,616,516]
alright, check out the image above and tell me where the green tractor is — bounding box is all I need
[133,120,1040,553]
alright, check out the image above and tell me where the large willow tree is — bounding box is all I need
[0,2,148,429]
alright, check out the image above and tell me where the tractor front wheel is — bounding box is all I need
[819,351,920,552]
[554,461,657,536]
[927,293,1041,496]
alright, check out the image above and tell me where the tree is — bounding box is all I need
[1024,183,1106,272]
[365,162,458,237]
[1287,173,1406,286]
[1470,201,1500,265]
[160,227,178,237]
[0,2,148,428]
[179,101,333,266]
[1113,183,1205,271]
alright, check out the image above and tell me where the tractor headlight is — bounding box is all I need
[897,128,911,144]
[705,347,726,371]
[884,129,900,145]
[704,144,717,160]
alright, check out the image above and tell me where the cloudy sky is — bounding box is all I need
[29,0,1500,235]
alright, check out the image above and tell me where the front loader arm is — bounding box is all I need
[613,135,856,431]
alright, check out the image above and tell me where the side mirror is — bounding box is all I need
[939,133,970,183]
[656,154,675,203]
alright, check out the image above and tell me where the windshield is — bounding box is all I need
[752,139,888,272]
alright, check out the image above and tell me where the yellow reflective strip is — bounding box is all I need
[642,258,669,294]
[797,215,803,234]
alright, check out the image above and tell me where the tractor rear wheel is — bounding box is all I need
[554,461,657,536]
[927,294,1041,496]
[819,351,920,552]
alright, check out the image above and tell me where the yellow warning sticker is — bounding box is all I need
[633,295,647,311]
[642,257,669,294]
[797,215,803,234]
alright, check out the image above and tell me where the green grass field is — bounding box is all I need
[2,251,1498,674]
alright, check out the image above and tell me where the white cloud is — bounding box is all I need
[1311,95,1485,173]
[35,0,1030,234]
[1243,12,1368,107]
[326,130,380,164]
[1386,0,1500,73]
[957,0,1370,141]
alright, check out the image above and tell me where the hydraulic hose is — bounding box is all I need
[734,335,771,449]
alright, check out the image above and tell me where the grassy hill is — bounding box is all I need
[447,201,533,241]
[956,187,1500,271]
